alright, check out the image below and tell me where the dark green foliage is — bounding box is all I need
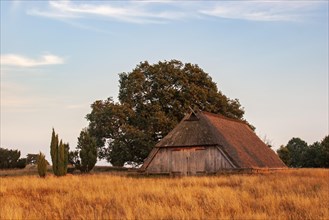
[37,152,47,178]
[277,145,290,166]
[319,136,329,167]
[76,129,97,173]
[16,158,27,169]
[63,143,69,175]
[26,154,38,165]
[286,138,308,167]
[0,148,21,169]
[277,135,329,168]
[68,150,79,173]
[86,60,248,166]
[50,129,69,176]
[69,150,80,165]
[50,129,59,174]
[58,141,66,175]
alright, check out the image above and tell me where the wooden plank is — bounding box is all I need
[146,146,236,175]
[216,146,236,168]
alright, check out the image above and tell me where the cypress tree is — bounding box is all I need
[63,143,69,175]
[58,140,64,175]
[50,129,69,176]
[50,129,59,175]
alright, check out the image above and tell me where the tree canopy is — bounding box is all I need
[0,147,21,169]
[76,129,98,173]
[277,135,329,168]
[86,60,247,166]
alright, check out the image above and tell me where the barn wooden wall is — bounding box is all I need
[146,146,234,175]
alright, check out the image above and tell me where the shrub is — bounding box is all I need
[77,129,97,173]
[16,158,27,169]
[37,152,47,178]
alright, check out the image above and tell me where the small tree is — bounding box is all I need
[63,143,69,175]
[37,152,47,178]
[50,128,69,176]
[77,129,97,173]
[277,145,290,166]
[50,129,59,174]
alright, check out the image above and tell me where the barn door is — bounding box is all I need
[188,148,206,175]
[171,149,188,175]
[171,147,206,175]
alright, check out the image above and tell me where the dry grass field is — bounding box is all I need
[0,169,328,220]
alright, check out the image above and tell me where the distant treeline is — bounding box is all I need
[2,135,328,170]
[277,136,329,168]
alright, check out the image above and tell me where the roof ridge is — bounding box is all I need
[200,111,247,125]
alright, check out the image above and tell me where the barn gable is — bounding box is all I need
[141,111,286,174]
[155,112,218,147]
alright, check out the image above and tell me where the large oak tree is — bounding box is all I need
[86,60,248,166]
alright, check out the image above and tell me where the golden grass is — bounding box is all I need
[0,169,328,220]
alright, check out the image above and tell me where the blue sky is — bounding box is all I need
[1,0,328,163]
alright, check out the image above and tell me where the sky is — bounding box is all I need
[1,0,328,164]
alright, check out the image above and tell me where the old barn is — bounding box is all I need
[141,111,286,175]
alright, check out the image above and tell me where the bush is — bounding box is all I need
[0,148,20,169]
[77,129,97,173]
[16,158,27,169]
[37,152,47,178]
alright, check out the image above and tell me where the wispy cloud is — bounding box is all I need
[1,53,65,67]
[27,0,186,24]
[199,1,325,22]
[25,0,325,26]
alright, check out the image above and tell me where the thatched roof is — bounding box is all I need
[155,111,286,168]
